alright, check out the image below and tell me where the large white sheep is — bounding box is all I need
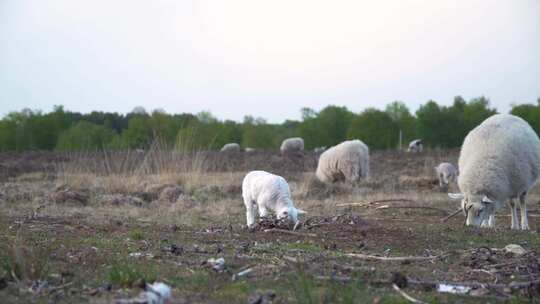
[316,139,369,183]
[242,170,306,227]
[280,137,304,155]
[220,143,240,153]
[434,162,458,188]
[408,139,423,153]
[448,114,540,230]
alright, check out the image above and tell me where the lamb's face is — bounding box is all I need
[277,207,298,223]
[462,196,496,227]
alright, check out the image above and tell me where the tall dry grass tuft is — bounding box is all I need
[1,229,50,283]
[55,133,211,194]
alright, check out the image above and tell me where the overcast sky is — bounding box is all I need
[1,0,539,122]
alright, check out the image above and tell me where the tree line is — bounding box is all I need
[1,96,539,152]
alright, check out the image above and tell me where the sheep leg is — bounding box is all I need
[519,192,529,230]
[259,206,269,217]
[480,219,489,227]
[488,214,496,227]
[245,200,257,227]
[342,162,360,182]
[509,199,520,230]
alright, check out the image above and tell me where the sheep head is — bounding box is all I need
[448,193,496,227]
[277,206,307,224]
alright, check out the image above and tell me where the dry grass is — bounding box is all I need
[3,147,540,303]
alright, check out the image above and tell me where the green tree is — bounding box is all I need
[56,121,116,150]
[297,105,354,149]
[347,108,398,150]
[121,115,152,149]
[385,101,416,147]
[511,101,540,135]
[415,100,451,147]
[241,117,277,149]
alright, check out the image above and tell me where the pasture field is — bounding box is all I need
[1,149,540,303]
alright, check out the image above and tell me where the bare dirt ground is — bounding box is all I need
[1,149,540,303]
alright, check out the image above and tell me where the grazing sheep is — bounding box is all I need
[434,162,458,188]
[242,170,306,227]
[280,137,304,155]
[316,139,369,183]
[448,114,540,230]
[220,143,240,152]
[408,139,423,153]
[313,146,327,153]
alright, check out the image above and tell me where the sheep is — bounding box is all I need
[313,146,327,153]
[242,170,306,227]
[280,137,304,155]
[245,147,256,153]
[220,143,240,153]
[408,139,423,153]
[448,114,540,230]
[316,139,369,183]
[434,162,458,188]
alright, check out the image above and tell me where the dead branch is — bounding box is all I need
[263,228,317,237]
[48,282,74,293]
[315,275,354,283]
[317,275,540,296]
[337,198,416,208]
[407,278,540,290]
[375,205,450,214]
[440,208,461,222]
[345,253,446,262]
[393,283,427,304]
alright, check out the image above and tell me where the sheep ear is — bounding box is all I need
[448,193,464,200]
[296,208,307,214]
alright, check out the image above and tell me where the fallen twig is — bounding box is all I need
[48,282,74,293]
[263,228,317,237]
[315,275,353,283]
[374,205,450,214]
[345,253,446,262]
[441,208,461,222]
[317,275,540,297]
[393,283,427,304]
[337,199,416,208]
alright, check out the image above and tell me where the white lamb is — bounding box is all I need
[316,139,369,183]
[434,162,458,188]
[242,170,306,227]
[408,139,423,153]
[280,137,304,155]
[449,114,540,230]
[220,143,240,152]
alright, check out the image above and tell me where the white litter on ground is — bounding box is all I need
[437,284,471,295]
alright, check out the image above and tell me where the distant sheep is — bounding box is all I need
[242,170,306,227]
[408,139,423,153]
[280,137,304,155]
[245,147,256,153]
[313,146,327,153]
[220,143,240,152]
[434,162,458,188]
[449,114,540,230]
[316,139,369,183]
